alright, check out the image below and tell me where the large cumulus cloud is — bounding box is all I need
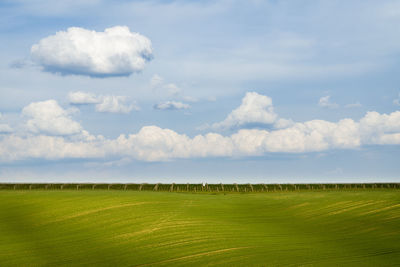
[1,111,400,162]
[1,95,400,162]
[31,26,153,77]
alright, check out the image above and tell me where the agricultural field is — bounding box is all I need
[0,187,399,266]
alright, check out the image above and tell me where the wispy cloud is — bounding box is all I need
[95,95,139,114]
[318,96,339,108]
[150,74,198,101]
[68,91,139,113]
[154,101,190,110]
[68,91,99,104]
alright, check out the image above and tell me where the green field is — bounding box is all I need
[1,189,399,266]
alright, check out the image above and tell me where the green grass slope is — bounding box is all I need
[0,190,399,266]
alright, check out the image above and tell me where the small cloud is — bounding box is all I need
[150,74,198,101]
[345,102,362,108]
[95,96,139,114]
[151,75,181,97]
[154,101,190,110]
[68,91,99,104]
[31,26,153,77]
[318,95,339,108]
[212,92,277,130]
[68,91,139,113]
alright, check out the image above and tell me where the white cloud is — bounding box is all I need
[68,91,139,113]
[0,124,13,133]
[31,26,152,77]
[152,75,181,97]
[22,100,82,135]
[212,92,278,130]
[0,113,13,133]
[1,109,400,162]
[68,91,99,104]
[150,74,198,101]
[359,111,400,144]
[0,134,105,162]
[95,95,139,113]
[273,118,294,129]
[318,95,339,108]
[114,110,399,160]
[2,96,400,162]
[154,101,190,110]
[263,118,361,153]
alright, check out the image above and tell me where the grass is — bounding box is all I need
[0,190,399,266]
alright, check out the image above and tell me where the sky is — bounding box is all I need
[0,0,400,183]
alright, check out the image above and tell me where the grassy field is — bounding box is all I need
[0,190,399,266]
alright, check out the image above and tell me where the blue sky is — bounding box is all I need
[0,0,400,183]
